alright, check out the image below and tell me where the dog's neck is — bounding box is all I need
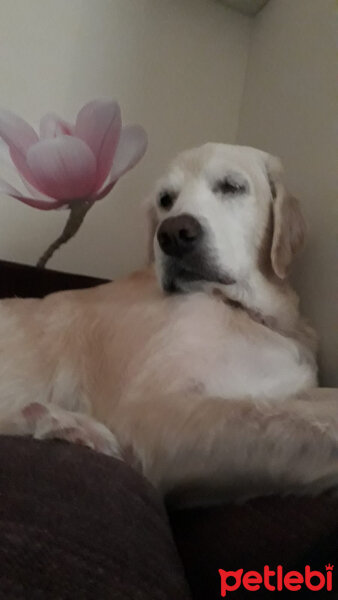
[217,296,282,332]
[211,270,300,334]
[212,273,317,365]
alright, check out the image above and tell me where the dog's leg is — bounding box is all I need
[0,402,121,458]
[117,389,338,506]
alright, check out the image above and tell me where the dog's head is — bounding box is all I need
[148,143,306,293]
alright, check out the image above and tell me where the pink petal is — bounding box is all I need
[26,136,97,200]
[9,146,44,191]
[20,176,56,203]
[108,125,148,180]
[0,178,61,210]
[0,139,13,169]
[93,125,147,201]
[0,142,51,204]
[40,113,75,138]
[93,180,118,201]
[75,99,121,191]
[0,109,38,155]
[0,110,42,189]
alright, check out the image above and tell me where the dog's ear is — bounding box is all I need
[266,156,307,279]
[146,204,158,264]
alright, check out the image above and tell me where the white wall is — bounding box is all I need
[237,0,337,385]
[0,0,250,278]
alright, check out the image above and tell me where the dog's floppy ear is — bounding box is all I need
[146,204,158,264]
[266,156,307,279]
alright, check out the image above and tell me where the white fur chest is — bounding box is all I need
[121,292,317,402]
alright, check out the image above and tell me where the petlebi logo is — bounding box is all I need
[219,564,334,596]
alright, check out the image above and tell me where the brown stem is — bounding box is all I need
[37,202,93,269]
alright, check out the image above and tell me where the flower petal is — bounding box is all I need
[0,142,51,204]
[9,146,44,191]
[26,136,97,200]
[0,178,60,210]
[94,125,148,201]
[0,110,42,189]
[40,113,75,138]
[75,99,121,191]
[0,139,13,169]
[0,109,38,155]
[108,125,148,180]
[20,176,56,203]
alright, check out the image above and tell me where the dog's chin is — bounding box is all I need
[161,264,235,294]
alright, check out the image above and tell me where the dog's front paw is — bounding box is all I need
[19,402,121,458]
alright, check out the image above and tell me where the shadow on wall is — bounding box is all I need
[237,0,337,386]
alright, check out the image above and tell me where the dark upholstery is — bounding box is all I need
[169,497,338,599]
[0,436,190,600]
[0,259,337,599]
[0,259,108,298]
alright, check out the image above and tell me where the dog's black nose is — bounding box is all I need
[157,214,202,257]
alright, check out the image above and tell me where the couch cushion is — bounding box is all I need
[170,495,338,599]
[0,436,191,599]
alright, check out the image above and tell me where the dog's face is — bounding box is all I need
[148,143,306,293]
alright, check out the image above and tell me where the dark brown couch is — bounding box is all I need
[0,260,337,599]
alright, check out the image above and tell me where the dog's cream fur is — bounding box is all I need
[0,143,337,506]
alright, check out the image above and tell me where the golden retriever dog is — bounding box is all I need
[0,143,337,506]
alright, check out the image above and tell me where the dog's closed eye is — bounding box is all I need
[213,175,247,197]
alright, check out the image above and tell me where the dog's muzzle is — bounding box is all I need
[156,213,236,292]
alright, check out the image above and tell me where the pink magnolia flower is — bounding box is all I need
[0,99,147,209]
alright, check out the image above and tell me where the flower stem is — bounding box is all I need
[37,202,93,269]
